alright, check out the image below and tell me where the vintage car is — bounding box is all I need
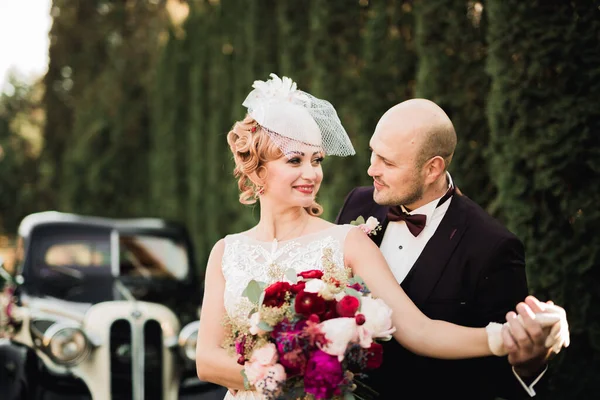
[0,211,219,399]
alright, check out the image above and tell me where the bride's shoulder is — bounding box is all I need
[343,224,376,247]
[221,227,256,243]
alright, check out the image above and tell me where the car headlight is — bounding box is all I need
[178,321,199,361]
[42,323,91,366]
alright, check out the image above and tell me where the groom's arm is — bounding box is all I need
[473,235,549,399]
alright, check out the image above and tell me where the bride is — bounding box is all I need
[195,74,566,399]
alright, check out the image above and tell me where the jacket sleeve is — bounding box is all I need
[472,236,548,399]
[334,187,358,225]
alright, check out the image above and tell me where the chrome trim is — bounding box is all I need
[114,280,136,302]
[164,335,178,349]
[41,322,91,366]
[110,229,120,277]
[131,318,145,400]
[178,321,200,361]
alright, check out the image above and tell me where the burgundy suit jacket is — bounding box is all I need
[336,186,543,399]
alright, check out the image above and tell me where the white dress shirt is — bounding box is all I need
[380,174,454,284]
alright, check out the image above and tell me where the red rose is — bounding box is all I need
[294,290,326,317]
[290,281,306,293]
[322,300,338,321]
[336,295,360,317]
[263,282,292,307]
[298,270,324,280]
[364,342,383,369]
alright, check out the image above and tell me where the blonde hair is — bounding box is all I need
[227,114,323,216]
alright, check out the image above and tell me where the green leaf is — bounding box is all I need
[343,392,356,400]
[257,321,274,332]
[350,216,365,226]
[240,369,250,390]
[285,268,298,284]
[344,287,362,307]
[242,280,263,305]
[344,286,362,298]
[349,275,367,287]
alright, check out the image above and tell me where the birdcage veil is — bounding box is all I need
[242,74,355,157]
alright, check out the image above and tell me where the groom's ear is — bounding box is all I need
[424,156,446,184]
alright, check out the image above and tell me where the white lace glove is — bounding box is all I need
[486,303,570,356]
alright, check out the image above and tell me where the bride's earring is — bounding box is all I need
[254,186,265,198]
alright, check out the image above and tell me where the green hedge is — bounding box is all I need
[414,0,494,209]
[486,1,600,396]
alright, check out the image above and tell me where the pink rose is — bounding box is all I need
[251,343,278,366]
[255,363,287,396]
[359,224,373,235]
[358,217,380,236]
[244,360,268,385]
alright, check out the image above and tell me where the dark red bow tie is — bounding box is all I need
[386,185,455,237]
[386,208,427,237]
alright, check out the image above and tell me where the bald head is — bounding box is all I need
[375,99,457,169]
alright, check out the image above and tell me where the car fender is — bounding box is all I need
[0,339,31,400]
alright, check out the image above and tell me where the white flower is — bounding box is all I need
[303,279,336,300]
[251,73,297,101]
[365,217,380,231]
[304,279,326,294]
[360,297,396,340]
[318,318,358,361]
[351,216,381,236]
[249,312,267,336]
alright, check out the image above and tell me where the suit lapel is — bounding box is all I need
[402,195,468,306]
[370,205,390,247]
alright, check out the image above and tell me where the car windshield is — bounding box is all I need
[41,233,189,279]
[29,228,190,303]
[118,234,189,280]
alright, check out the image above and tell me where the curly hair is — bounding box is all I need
[227,114,323,216]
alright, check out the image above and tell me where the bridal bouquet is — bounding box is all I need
[223,249,395,400]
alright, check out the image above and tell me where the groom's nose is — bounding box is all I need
[367,159,379,177]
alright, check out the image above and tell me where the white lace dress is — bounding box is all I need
[221,225,355,400]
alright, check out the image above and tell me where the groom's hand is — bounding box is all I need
[501,296,553,377]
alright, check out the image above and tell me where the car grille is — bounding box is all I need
[110,318,164,400]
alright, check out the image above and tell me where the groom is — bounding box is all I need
[336,99,554,399]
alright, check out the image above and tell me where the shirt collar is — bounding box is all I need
[401,172,454,225]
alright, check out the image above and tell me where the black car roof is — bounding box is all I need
[18,211,186,238]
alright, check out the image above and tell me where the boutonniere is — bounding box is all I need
[350,216,382,236]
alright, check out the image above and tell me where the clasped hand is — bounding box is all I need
[487,296,570,376]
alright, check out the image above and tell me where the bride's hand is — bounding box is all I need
[501,297,556,376]
[486,296,569,358]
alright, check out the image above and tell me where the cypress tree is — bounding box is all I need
[414,0,493,209]
[486,1,600,396]
[356,0,416,189]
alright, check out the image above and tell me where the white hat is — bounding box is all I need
[242,74,355,157]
